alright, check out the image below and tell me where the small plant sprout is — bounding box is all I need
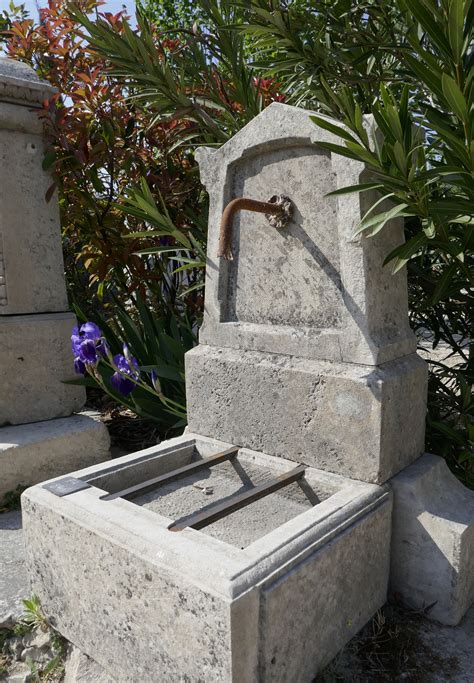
[20,595,48,632]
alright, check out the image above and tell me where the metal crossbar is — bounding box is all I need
[100,447,239,502]
[168,464,306,532]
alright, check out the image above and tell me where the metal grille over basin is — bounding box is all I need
[97,446,315,546]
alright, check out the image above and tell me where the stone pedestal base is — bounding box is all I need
[0,312,85,426]
[186,345,428,484]
[0,413,110,501]
[390,454,474,625]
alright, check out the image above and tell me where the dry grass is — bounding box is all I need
[318,601,460,682]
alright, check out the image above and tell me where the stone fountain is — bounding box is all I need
[22,103,474,681]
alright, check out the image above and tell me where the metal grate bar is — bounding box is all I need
[100,447,239,502]
[168,464,306,532]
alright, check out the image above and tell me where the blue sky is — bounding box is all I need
[4,0,136,21]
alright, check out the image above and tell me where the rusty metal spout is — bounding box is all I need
[218,195,293,260]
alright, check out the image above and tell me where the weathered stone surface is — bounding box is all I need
[421,605,474,682]
[195,103,416,367]
[260,498,391,680]
[0,119,68,315]
[21,629,51,652]
[390,454,474,625]
[22,433,391,682]
[186,345,427,484]
[3,662,32,683]
[5,635,24,659]
[0,77,67,315]
[20,640,54,666]
[0,413,110,501]
[0,510,26,627]
[64,645,115,683]
[0,313,85,426]
[0,57,55,108]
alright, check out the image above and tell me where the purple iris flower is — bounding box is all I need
[150,369,159,391]
[110,351,140,396]
[71,322,105,375]
[74,357,86,375]
[80,322,102,340]
[80,339,99,362]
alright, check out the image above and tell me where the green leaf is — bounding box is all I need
[393,140,408,176]
[63,377,98,388]
[448,0,465,63]
[139,364,183,381]
[458,450,474,464]
[430,261,458,304]
[345,141,378,166]
[313,141,363,161]
[429,420,467,445]
[404,0,452,56]
[42,150,56,171]
[441,73,468,120]
[178,282,205,297]
[326,183,383,197]
[309,115,358,144]
[381,91,404,143]
[356,203,410,237]
[403,54,444,101]
[384,232,428,272]
[172,262,204,274]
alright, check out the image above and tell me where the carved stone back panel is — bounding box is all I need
[196,103,416,366]
[224,146,344,329]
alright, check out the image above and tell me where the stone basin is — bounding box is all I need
[22,433,391,682]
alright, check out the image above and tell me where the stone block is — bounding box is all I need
[0,57,55,108]
[64,645,115,683]
[0,312,85,425]
[0,101,68,315]
[195,103,416,366]
[0,413,110,500]
[22,433,392,682]
[0,510,26,627]
[186,345,428,484]
[390,454,474,625]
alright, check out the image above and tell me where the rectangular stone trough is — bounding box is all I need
[22,433,392,682]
